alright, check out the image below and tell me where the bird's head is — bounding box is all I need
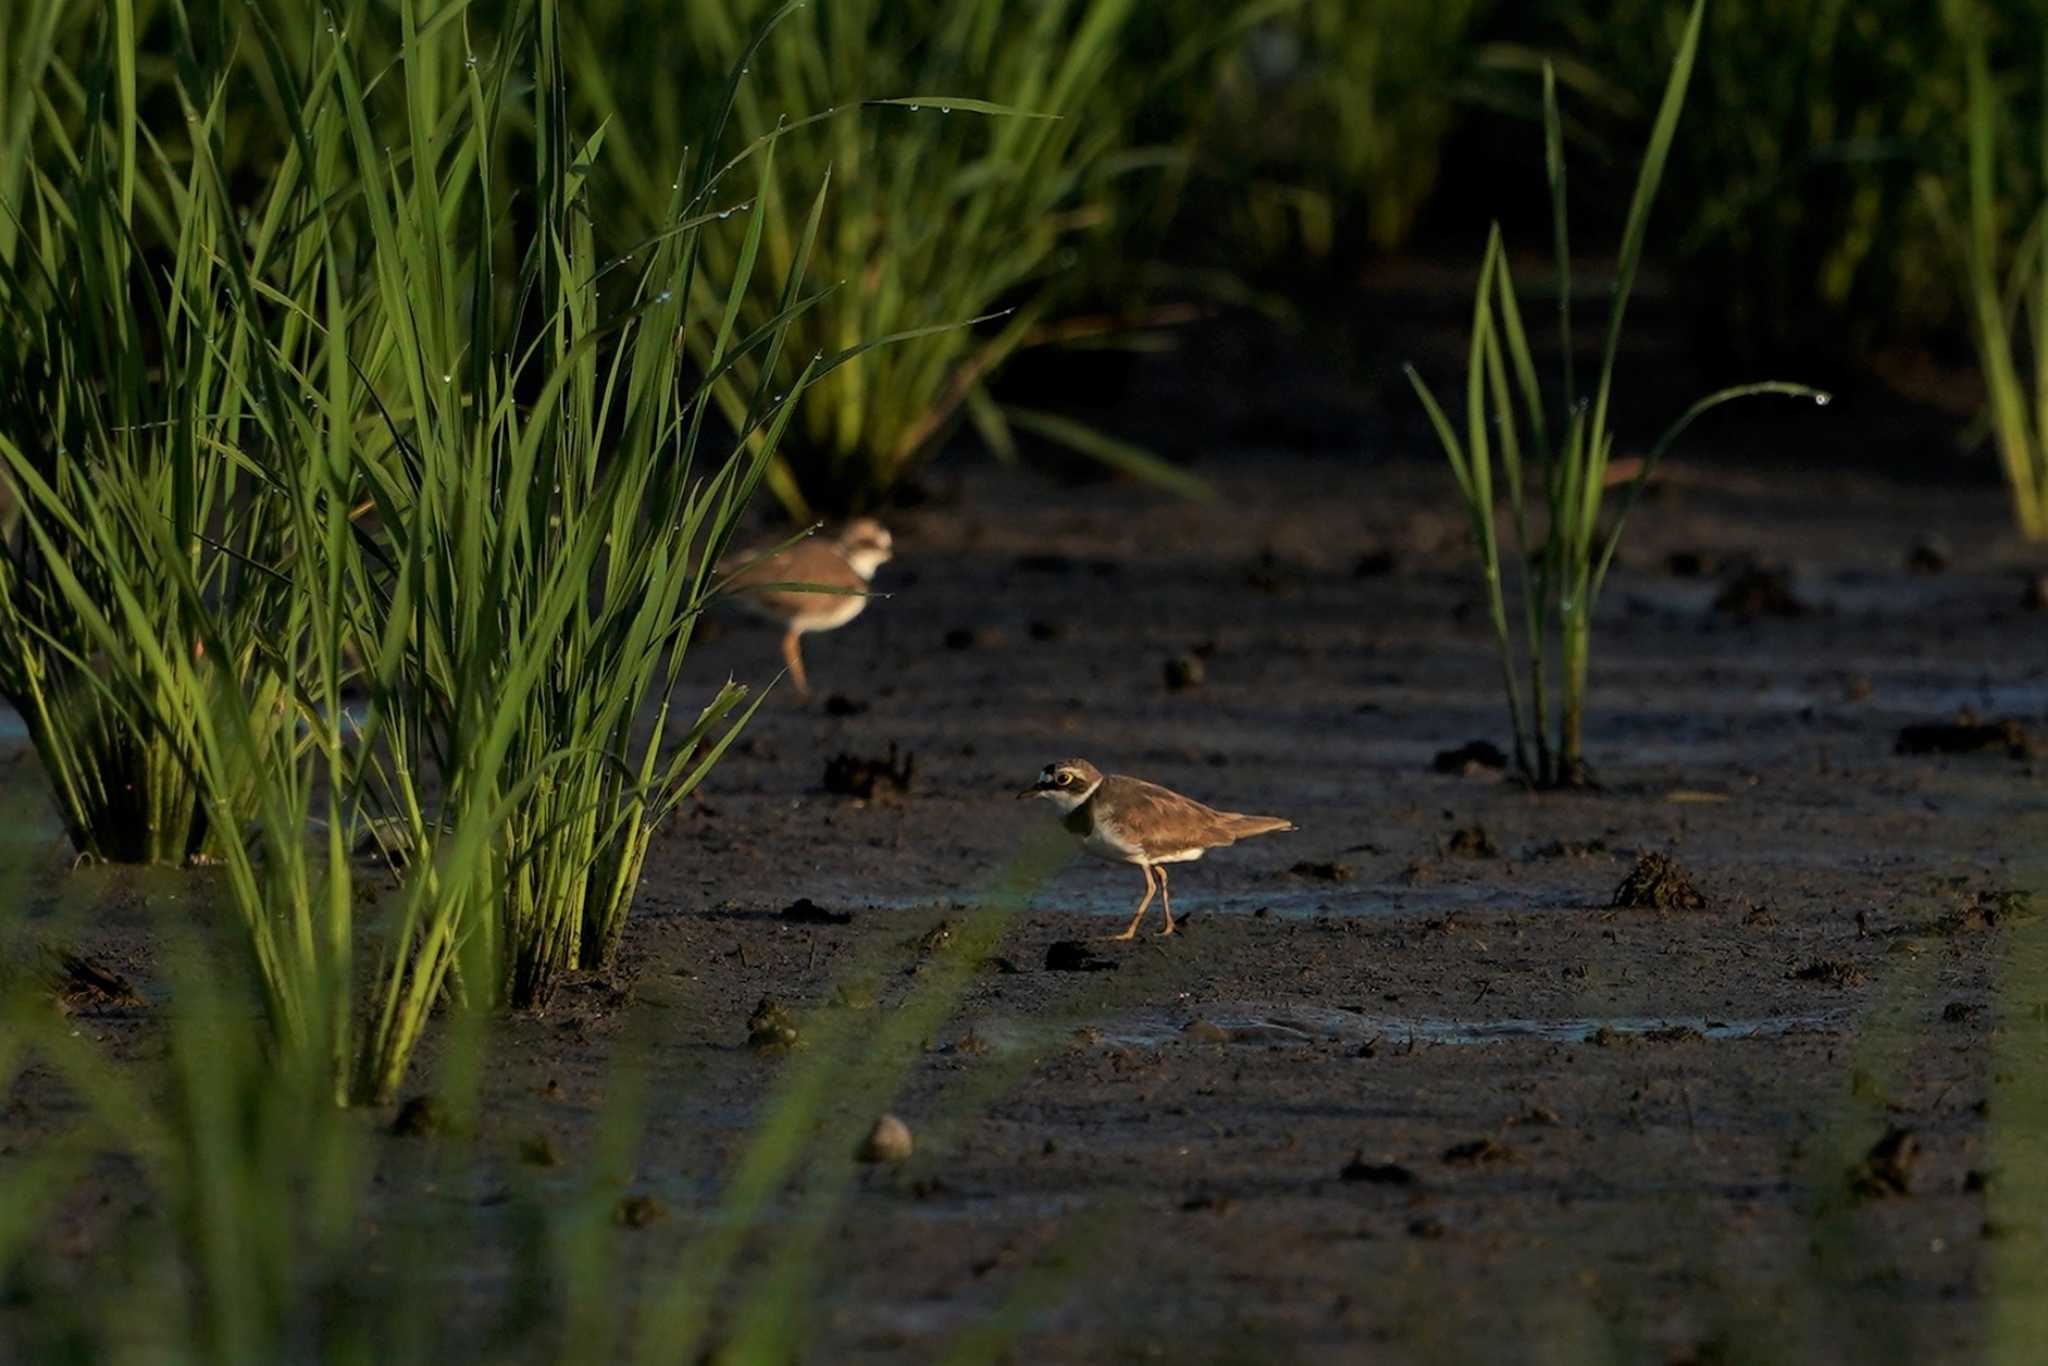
[1017,758,1103,811]
[836,518,894,580]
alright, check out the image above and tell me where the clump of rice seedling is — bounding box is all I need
[2,0,835,1098]
[1174,0,1490,266]
[1405,0,1823,787]
[571,0,1247,516]
[1922,7,2048,540]
[0,0,295,864]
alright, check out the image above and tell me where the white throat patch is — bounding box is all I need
[842,545,889,581]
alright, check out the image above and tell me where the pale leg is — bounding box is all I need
[781,628,810,699]
[1109,864,1157,941]
[1156,865,1175,936]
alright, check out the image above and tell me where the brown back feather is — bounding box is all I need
[1097,776,1293,858]
[719,540,865,620]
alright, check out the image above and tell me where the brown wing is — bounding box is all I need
[719,539,864,620]
[1097,775,1268,858]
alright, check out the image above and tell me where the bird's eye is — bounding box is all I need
[1057,772,1072,786]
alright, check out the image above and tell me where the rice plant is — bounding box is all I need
[1539,0,1962,372]
[313,0,827,1011]
[569,0,1256,517]
[0,0,292,865]
[0,0,845,1097]
[1922,7,2048,540]
[1182,0,1492,266]
[1406,0,1825,787]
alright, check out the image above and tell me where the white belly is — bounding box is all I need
[1078,826,1205,866]
[794,595,867,632]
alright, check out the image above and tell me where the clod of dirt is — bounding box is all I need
[856,1114,915,1164]
[1407,1217,1447,1239]
[1444,825,1497,859]
[1666,549,1719,578]
[615,1194,667,1228]
[1027,619,1067,642]
[1643,1024,1706,1044]
[822,743,915,798]
[1244,550,1304,596]
[1340,1154,1416,1185]
[390,1096,447,1137]
[911,920,957,955]
[1712,562,1809,619]
[746,998,802,1051]
[1353,548,1398,578]
[1180,1192,1235,1215]
[781,898,852,926]
[1905,535,1952,575]
[1441,1138,1514,1166]
[821,693,869,717]
[1045,940,1119,972]
[833,981,878,1010]
[1163,653,1206,692]
[947,1030,991,1058]
[1431,740,1507,775]
[1894,710,2033,760]
[47,951,145,1013]
[518,1134,562,1168]
[1524,838,1609,861]
[976,955,1022,975]
[1586,1025,1626,1048]
[1612,853,1708,911]
[1183,1019,1230,1043]
[1791,959,1868,988]
[1924,887,2038,937]
[1942,1001,1981,1024]
[944,625,1004,650]
[1290,860,1353,883]
[1849,1127,1920,1198]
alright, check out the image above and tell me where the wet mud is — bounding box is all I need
[3,447,2046,1362]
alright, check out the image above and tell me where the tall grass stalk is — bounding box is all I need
[1406,0,1824,786]
[1923,9,2048,541]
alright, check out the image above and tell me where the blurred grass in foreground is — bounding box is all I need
[0,805,1077,1363]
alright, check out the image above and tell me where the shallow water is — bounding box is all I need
[989,1002,1843,1051]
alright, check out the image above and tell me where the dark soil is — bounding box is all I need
[4,445,2046,1363]
[1612,851,1710,910]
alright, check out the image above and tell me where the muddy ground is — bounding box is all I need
[6,425,2048,1362]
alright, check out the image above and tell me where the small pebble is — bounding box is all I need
[857,1113,914,1163]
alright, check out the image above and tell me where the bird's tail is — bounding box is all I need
[1222,813,1294,839]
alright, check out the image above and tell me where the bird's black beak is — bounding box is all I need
[1017,783,1049,800]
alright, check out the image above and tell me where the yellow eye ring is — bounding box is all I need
[1056,772,1072,785]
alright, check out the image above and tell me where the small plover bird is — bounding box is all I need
[1019,759,1294,938]
[719,519,893,698]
